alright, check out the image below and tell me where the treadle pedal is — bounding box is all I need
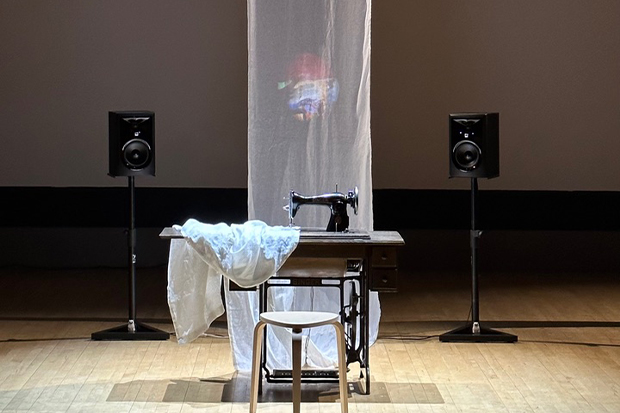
[272,369,339,379]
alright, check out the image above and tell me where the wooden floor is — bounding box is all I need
[2,267,620,412]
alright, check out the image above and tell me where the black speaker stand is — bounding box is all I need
[439,178,517,343]
[92,177,170,341]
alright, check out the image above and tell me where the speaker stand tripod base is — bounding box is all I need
[92,177,170,341]
[440,323,517,343]
[439,178,517,344]
[91,321,170,341]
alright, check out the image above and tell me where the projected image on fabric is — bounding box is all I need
[241,0,376,374]
[278,53,339,121]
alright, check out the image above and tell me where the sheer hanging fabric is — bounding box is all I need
[226,0,375,371]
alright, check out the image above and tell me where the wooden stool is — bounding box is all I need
[249,311,348,413]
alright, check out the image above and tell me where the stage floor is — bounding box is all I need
[1,267,620,412]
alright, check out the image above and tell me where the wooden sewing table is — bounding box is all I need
[160,227,404,394]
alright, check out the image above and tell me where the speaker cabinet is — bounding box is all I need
[109,111,155,177]
[449,112,499,179]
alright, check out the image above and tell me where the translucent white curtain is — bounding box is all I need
[248,0,372,229]
[225,0,375,371]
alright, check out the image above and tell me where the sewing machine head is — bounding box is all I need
[288,186,358,232]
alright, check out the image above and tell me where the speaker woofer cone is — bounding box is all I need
[122,138,151,170]
[453,140,481,171]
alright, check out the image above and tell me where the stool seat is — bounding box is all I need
[250,310,348,413]
[259,311,339,329]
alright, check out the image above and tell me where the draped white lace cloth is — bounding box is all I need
[167,219,300,344]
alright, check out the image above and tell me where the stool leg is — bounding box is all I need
[331,321,349,413]
[250,321,266,413]
[292,327,303,413]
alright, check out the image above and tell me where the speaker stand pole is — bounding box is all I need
[92,177,170,341]
[439,178,517,343]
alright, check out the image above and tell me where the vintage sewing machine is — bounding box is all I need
[287,186,358,232]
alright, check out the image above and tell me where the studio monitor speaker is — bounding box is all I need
[449,112,499,179]
[109,111,155,177]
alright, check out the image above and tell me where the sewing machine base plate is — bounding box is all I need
[300,229,370,239]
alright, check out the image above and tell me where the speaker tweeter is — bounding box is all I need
[109,111,155,177]
[449,112,499,179]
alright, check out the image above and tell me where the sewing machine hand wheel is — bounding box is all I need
[348,186,359,215]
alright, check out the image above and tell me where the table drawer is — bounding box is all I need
[370,268,398,292]
[371,247,398,267]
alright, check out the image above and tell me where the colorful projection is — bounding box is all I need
[278,53,339,121]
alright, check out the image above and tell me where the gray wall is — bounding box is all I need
[1,1,619,191]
